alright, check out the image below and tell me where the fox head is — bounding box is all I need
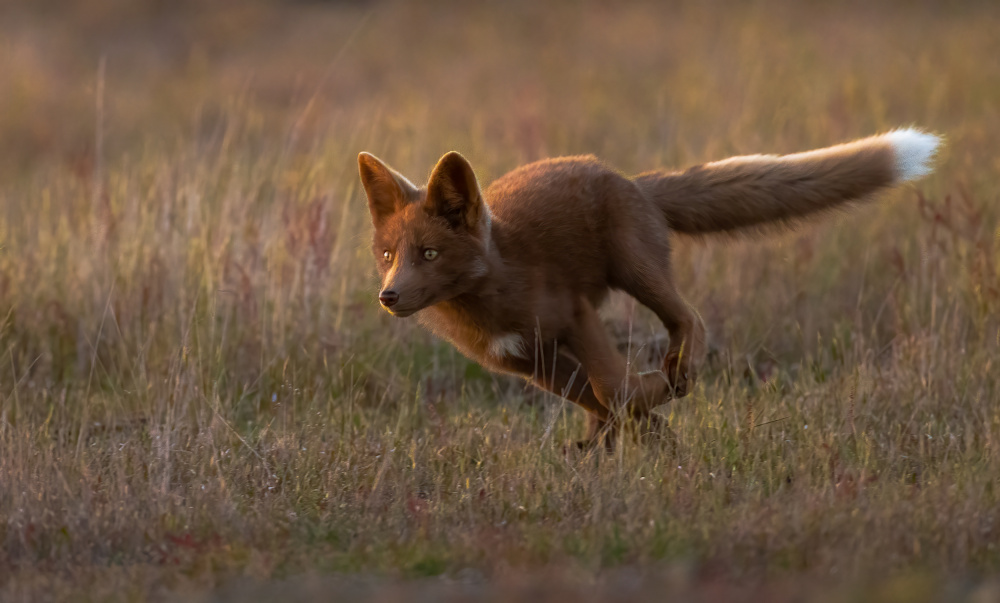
[358,151,491,317]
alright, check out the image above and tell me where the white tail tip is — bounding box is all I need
[884,128,941,182]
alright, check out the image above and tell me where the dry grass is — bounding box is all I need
[1,1,999,601]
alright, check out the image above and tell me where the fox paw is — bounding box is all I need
[663,351,695,398]
[632,371,674,410]
[565,415,615,453]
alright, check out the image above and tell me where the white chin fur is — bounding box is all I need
[884,128,941,182]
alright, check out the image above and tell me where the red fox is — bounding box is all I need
[358,129,940,447]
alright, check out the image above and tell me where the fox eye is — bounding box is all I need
[422,248,439,261]
[382,250,392,262]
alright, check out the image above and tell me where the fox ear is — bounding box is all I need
[425,152,486,233]
[358,152,418,226]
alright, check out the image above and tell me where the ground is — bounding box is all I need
[1,1,999,601]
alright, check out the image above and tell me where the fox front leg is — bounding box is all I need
[498,345,613,449]
[563,297,673,440]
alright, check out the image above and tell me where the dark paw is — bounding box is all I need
[663,351,694,398]
[565,418,616,453]
[631,371,673,412]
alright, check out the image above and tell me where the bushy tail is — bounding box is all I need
[634,129,941,235]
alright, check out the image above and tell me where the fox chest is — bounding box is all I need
[418,307,538,372]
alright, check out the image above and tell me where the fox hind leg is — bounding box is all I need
[610,216,707,409]
[635,281,706,404]
[627,270,706,404]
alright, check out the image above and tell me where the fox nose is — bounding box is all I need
[378,290,399,308]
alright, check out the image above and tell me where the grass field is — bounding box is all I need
[1,1,999,600]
